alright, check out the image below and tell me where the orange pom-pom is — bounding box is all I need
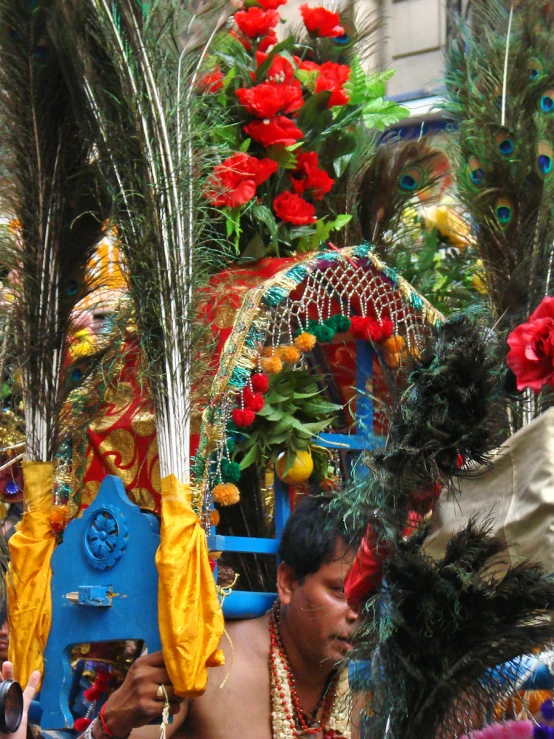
[261,355,283,374]
[278,345,301,363]
[294,332,317,352]
[212,482,241,506]
[383,335,405,354]
[383,350,401,369]
[210,509,221,526]
[262,346,275,358]
[50,504,68,533]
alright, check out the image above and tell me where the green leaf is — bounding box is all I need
[365,69,395,100]
[296,68,319,90]
[266,145,298,169]
[344,56,367,105]
[252,203,279,246]
[239,445,261,470]
[255,37,295,82]
[240,233,266,262]
[363,98,409,131]
[330,214,352,231]
[239,137,251,152]
[297,91,333,128]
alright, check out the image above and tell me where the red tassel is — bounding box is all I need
[74,718,92,732]
[251,373,269,394]
[84,687,102,702]
[380,318,394,340]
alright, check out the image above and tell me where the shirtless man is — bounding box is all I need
[88,496,360,739]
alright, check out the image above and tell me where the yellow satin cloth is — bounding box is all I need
[156,475,224,697]
[7,461,55,687]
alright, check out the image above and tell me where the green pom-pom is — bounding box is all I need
[312,323,335,343]
[221,459,242,483]
[326,314,351,333]
[227,437,236,453]
[227,421,238,434]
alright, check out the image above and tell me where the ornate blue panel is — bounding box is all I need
[39,475,161,730]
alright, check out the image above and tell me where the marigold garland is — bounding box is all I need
[278,344,301,363]
[294,332,317,352]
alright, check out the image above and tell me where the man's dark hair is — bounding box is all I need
[278,495,353,581]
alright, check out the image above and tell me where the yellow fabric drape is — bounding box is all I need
[7,460,55,687]
[156,474,224,697]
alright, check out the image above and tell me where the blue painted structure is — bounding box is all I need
[38,476,161,730]
[208,340,384,619]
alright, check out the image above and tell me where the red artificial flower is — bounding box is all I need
[235,7,279,38]
[299,4,344,38]
[291,151,334,200]
[293,55,320,72]
[258,29,278,51]
[257,0,287,9]
[255,52,295,84]
[206,153,278,208]
[237,81,303,117]
[506,295,554,392]
[315,61,350,107]
[229,28,252,51]
[244,116,304,147]
[273,191,316,225]
[251,373,270,393]
[197,66,224,93]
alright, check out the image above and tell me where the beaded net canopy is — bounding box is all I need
[193,244,443,527]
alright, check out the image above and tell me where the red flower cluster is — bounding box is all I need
[300,5,344,38]
[235,7,279,38]
[291,152,334,200]
[244,116,304,147]
[507,296,554,392]
[255,53,295,83]
[315,61,350,107]
[206,153,278,208]
[257,0,287,8]
[237,81,303,117]
[273,191,316,225]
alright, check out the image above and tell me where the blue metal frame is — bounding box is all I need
[38,476,161,730]
[209,340,384,618]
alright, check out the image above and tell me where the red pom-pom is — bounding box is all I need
[242,387,265,412]
[84,687,102,702]
[350,316,372,339]
[232,408,256,427]
[366,319,383,342]
[251,373,269,393]
[74,718,92,732]
[380,318,393,340]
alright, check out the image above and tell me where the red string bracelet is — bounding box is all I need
[98,704,130,739]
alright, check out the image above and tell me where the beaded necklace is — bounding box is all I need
[269,601,351,739]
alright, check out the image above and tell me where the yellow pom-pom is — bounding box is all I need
[261,355,283,374]
[294,332,317,352]
[212,482,241,506]
[210,509,221,526]
[383,335,405,354]
[278,345,301,363]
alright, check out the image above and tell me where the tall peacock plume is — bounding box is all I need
[0,0,109,464]
[443,0,554,334]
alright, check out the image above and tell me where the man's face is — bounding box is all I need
[278,538,358,669]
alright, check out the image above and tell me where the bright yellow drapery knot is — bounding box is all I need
[156,474,224,697]
[7,460,56,688]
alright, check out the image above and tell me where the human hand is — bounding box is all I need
[101,652,184,737]
[0,662,40,739]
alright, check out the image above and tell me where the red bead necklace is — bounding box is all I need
[269,601,342,738]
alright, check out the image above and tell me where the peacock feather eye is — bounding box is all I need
[70,367,84,383]
[495,129,515,157]
[494,196,513,226]
[466,157,486,189]
[539,90,554,113]
[333,33,351,46]
[398,166,424,194]
[527,58,543,82]
[66,280,79,297]
[5,25,20,42]
[33,45,50,64]
[536,141,553,179]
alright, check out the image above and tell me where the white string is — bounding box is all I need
[159,684,170,739]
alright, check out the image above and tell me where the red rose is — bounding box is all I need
[206,153,278,208]
[197,66,224,93]
[258,28,278,51]
[507,296,554,392]
[315,61,350,107]
[291,151,334,200]
[235,7,279,38]
[237,81,303,117]
[244,116,304,147]
[257,0,287,9]
[293,55,320,72]
[273,191,316,225]
[255,52,295,84]
[299,4,344,38]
